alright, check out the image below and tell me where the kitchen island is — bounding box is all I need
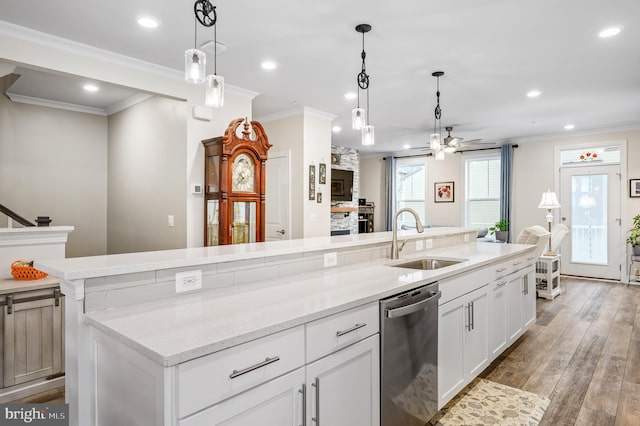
[36,228,537,426]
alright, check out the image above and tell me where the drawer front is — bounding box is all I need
[306,302,379,362]
[177,325,305,418]
[493,261,512,279]
[439,267,494,305]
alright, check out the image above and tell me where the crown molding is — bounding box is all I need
[256,106,337,123]
[226,84,259,100]
[303,106,338,121]
[105,93,153,116]
[5,93,107,116]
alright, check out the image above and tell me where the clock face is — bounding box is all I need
[231,153,255,192]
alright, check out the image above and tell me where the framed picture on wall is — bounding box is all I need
[319,163,326,184]
[631,179,640,197]
[434,181,454,203]
[309,164,316,200]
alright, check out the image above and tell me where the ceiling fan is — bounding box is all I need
[443,126,485,148]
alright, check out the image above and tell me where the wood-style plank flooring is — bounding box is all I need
[12,277,640,426]
[479,277,640,426]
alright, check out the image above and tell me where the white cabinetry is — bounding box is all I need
[487,279,508,360]
[306,335,379,426]
[438,285,488,407]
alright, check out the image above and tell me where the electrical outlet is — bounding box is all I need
[415,239,424,251]
[464,234,470,242]
[324,252,338,267]
[425,239,433,249]
[168,215,174,227]
[176,270,202,293]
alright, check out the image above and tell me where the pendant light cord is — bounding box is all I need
[214,22,217,75]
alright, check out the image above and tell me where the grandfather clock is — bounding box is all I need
[202,118,271,246]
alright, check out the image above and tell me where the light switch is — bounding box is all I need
[168,215,174,227]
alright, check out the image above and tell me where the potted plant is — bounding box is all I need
[489,219,509,242]
[628,214,640,256]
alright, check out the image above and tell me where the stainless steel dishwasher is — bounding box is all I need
[380,281,441,426]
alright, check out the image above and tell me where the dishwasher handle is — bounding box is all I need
[385,290,441,318]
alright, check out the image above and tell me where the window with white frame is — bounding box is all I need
[464,155,501,230]
[395,157,427,228]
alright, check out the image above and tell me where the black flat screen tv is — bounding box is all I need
[331,169,354,201]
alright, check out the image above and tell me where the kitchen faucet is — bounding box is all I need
[391,208,424,259]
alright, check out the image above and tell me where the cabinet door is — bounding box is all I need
[463,287,489,378]
[522,267,537,329]
[4,296,63,386]
[506,272,524,343]
[305,335,380,426]
[179,367,305,426]
[438,297,465,407]
[488,279,508,361]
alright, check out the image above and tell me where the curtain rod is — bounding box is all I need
[383,144,518,160]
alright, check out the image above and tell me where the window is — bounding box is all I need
[396,157,427,228]
[464,155,501,230]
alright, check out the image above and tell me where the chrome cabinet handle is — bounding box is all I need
[496,281,507,288]
[513,261,522,266]
[6,295,13,315]
[276,229,286,235]
[336,323,366,337]
[496,267,507,273]
[465,303,472,331]
[470,301,475,331]
[229,356,280,379]
[386,291,441,318]
[527,256,536,261]
[299,384,307,426]
[312,378,320,424]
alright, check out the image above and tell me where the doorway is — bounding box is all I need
[265,150,291,241]
[559,164,621,280]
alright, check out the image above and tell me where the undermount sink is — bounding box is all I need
[390,257,465,270]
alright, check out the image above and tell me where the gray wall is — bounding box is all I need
[0,95,108,257]
[107,97,187,254]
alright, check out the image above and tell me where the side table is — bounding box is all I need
[536,254,561,300]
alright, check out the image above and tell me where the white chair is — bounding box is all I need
[516,225,551,258]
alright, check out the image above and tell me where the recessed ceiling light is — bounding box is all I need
[403,144,411,149]
[344,92,357,100]
[83,84,99,92]
[526,90,541,98]
[332,126,342,133]
[599,26,622,38]
[137,16,159,29]
[261,61,277,70]
[564,124,575,130]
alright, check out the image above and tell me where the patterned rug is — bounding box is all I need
[429,378,550,426]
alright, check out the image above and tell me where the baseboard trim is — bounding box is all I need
[0,376,65,403]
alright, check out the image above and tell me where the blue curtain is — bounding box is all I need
[500,144,514,242]
[385,156,396,231]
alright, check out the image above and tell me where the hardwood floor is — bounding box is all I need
[479,277,640,426]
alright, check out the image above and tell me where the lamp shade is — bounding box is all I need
[185,48,206,83]
[362,125,375,146]
[205,74,224,107]
[352,108,365,130]
[538,190,561,209]
[430,133,440,150]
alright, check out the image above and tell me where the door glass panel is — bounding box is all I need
[206,200,219,246]
[232,201,256,244]
[571,174,607,264]
[206,155,219,193]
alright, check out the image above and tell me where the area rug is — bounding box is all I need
[428,378,550,426]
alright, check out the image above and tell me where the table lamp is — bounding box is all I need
[538,189,561,256]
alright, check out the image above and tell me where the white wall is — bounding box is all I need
[107,97,187,254]
[0,95,108,257]
[303,113,332,237]
[1,22,255,251]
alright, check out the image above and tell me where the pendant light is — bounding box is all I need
[431,71,445,159]
[185,1,208,84]
[353,24,374,145]
[204,2,224,107]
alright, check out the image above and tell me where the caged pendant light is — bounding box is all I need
[353,24,374,145]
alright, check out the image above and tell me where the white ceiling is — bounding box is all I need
[1,0,639,153]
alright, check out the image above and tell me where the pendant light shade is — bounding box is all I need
[430,133,441,150]
[362,125,375,146]
[435,149,445,161]
[352,108,365,130]
[205,74,224,107]
[185,48,206,83]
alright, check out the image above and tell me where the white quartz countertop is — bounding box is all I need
[85,242,535,367]
[35,227,469,281]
